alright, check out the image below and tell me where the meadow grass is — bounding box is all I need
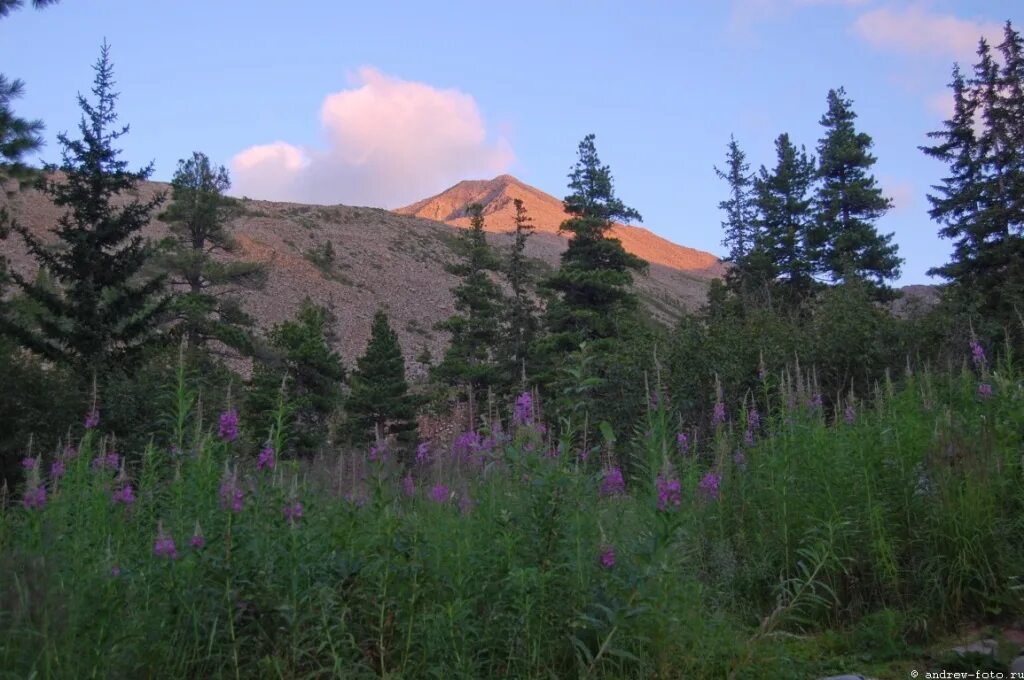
[0,355,1021,678]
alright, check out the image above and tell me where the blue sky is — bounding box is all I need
[2,0,1020,284]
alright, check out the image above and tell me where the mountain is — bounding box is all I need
[1,177,723,374]
[397,174,725,275]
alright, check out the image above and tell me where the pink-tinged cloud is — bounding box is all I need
[881,177,915,214]
[231,67,514,207]
[851,7,1002,61]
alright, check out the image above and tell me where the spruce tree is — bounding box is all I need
[347,308,416,443]
[157,151,265,352]
[0,42,167,370]
[246,298,345,455]
[542,134,647,352]
[714,136,764,298]
[502,198,539,388]
[753,133,817,304]
[810,88,901,293]
[433,203,505,396]
[922,25,1024,323]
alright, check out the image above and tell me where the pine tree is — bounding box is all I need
[753,133,817,304]
[0,42,167,370]
[714,136,766,299]
[433,202,505,395]
[502,198,539,388]
[246,298,345,455]
[347,308,416,443]
[156,151,265,352]
[542,134,647,352]
[922,25,1024,323]
[809,88,901,294]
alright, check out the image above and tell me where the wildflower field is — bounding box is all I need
[1,353,1022,679]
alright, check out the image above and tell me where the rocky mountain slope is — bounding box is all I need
[1,176,724,372]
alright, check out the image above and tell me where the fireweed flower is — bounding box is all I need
[656,476,682,512]
[452,431,480,462]
[111,483,135,506]
[430,484,450,504]
[712,402,726,426]
[599,545,616,570]
[256,444,275,471]
[401,474,415,497]
[22,484,46,510]
[218,470,244,513]
[844,404,856,425]
[808,394,823,410]
[190,521,205,549]
[513,392,534,426]
[84,408,100,430]
[21,456,37,470]
[218,409,239,442]
[369,442,388,462]
[676,432,690,455]
[743,429,755,447]
[698,471,721,501]
[153,522,177,560]
[601,466,626,496]
[49,460,65,480]
[747,407,760,431]
[283,500,303,524]
[970,339,986,369]
[415,441,431,465]
[92,452,120,472]
[978,382,993,399]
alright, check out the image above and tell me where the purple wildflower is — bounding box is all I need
[743,429,754,447]
[256,444,275,471]
[92,452,120,472]
[844,404,856,425]
[218,471,244,513]
[513,392,534,426]
[84,408,100,430]
[656,476,682,512]
[64,443,78,459]
[970,339,986,369]
[49,460,65,480]
[698,471,721,501]
[110,565,122,577]
[676,432,690,455]
[713,402,726,426]
[747,407,760,431]
[190,521,205,549]
[369,441,388,462]
[429,484,450,504]
[111,483,135,506]
[601,466,626,496]
[978,382,993,399]
[218,409,239,442]
[401,474,415,497]
[808,394,823,410]
[599,545,616,569]
[153,522,177,560]
[415,441,431,465]
[21,456,37,470]
[283,501,304,524]
[452,431,480,462]
[22,484,46,510]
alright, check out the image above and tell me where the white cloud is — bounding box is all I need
[231,67,515,207]
[851,6,1002,61]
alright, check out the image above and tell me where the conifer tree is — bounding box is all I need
[0,43,167,370]
[156,151,265,352]
[752,133,817,304]
[502,198,539,388]
[810,88,901,293]
[433,203,505,395]
[347,308,416,443]
[716,136,757,265]
[246,298,345,455]
[542,134,647,352]
[922,26,1024,323]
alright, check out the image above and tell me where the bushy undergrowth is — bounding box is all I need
[1,349,1022,679]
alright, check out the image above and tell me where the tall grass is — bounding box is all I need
[0,351,1021,678]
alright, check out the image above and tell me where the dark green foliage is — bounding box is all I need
[433,203,505,394]
[501,198,540,390]
[809,88,900,294]
[922,23,1024,330]
[246,298,345,455]
[347,308,416,443]
[156,151,265,352]
[541,134,648,364]
[0,43,167,371]
[0,0,58,17]
[752,133,818,305]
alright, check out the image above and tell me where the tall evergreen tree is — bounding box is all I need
[922,25,1024,323]
[716,135,757,264]
[753,133,817,304]
[433,203,505,396]
[156,151,265,352]
[542,134,647,352]
[0,42,167,370]
[809,88,900,293]
[246,298,345,455]
[502,198,539,388]
[347,308,416,444]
